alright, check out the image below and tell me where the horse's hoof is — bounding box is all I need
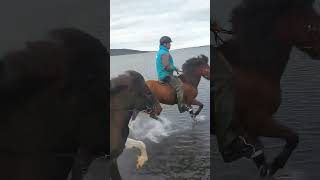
[136,155,148,170]
[150,114,159,120]
[265,163,279,178]
[259,164,270,178]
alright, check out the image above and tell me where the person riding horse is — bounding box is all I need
[156,36,192,113]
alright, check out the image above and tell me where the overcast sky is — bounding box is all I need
[111,0,210,51]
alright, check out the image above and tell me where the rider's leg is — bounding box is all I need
[213,50,237,149]
[213,50,254,162]
[167,76,188,113]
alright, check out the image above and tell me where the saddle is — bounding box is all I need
[158,74,185,86]
[159,80,167,85]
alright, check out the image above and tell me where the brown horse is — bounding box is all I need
[213,0,320,177]
[0,28,107,180]
[70,70,161,180]
[146,55,210,120]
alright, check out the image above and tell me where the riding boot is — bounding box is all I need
[168,76,187,113]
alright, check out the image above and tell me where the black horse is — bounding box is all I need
[0,28,107,180]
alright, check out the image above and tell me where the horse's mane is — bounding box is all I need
[110,70,145,95]
[182,54,209,74]
[0,28,107,120]
[231,0,315,47]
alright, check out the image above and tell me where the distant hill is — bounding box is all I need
[110,49,149,56]
[110,45,210,56]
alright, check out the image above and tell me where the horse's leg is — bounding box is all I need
[110,159,122,180]
[125,138,148,169]
[243,136,270,177]
[247,115,299,177]
[191,99,204,117]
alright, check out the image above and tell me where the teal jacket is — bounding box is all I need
[156,45,177,81]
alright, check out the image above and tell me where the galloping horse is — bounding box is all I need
[109,70,161,179]
[0,28,107,180]
[69,71,162,180]
[213,0,320,177]
[146,55,210,120]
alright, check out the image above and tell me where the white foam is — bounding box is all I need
[194,115,207,122]
[128,112,208,143]
[129,113,174,143]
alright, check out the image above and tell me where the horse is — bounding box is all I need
[70,70,162,180]
[0,28,108,180]
[109,70,162,179]
[213,0,320,177]
[146,55,210,120]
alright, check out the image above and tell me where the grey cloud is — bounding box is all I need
[111,0,210,50]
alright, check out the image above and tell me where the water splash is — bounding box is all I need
[194,115,207,122]
[128,113,174,143]
[128,113,208,143]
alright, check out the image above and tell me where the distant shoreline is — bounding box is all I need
[110,49,150,56]
[110,45,209,56]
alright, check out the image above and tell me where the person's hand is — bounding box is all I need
[176,68,182,73]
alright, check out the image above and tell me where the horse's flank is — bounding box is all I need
[146,80,197,105]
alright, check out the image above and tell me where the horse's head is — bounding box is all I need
[276,0,320,59]
[199,55,210,80]
[110,71,161,119]
[182,54,210,80]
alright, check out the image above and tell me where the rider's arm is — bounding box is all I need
[161,54,172,70]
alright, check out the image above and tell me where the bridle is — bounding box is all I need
[201,66,210,80]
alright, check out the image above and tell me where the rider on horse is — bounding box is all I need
[156,36,192,113]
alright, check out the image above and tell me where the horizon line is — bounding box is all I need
[110,44,210,52]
